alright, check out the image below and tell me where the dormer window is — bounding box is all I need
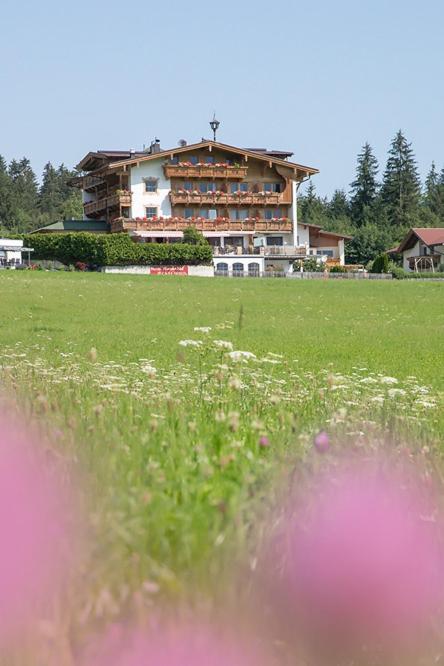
[144,177,158,193]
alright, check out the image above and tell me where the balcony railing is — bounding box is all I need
[164,165,248,179]
[214,246,307,257]
[84,191,132,216]
[110,216,293,234]
[83,175,105,191]
[169,191,281,206]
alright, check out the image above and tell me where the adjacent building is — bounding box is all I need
[389,228,444,272]
[65,136,350,274]
[0,239,34,268]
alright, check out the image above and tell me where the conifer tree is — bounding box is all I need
[381,131,421,227]
[350,142,379,226]
[0,156,12,230]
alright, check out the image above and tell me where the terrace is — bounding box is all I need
[164,164,248,179]
[83,191,132,217]
[169,191,282,206]
[110,216,293,233]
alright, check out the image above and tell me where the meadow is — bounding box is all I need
[0,272,443,656]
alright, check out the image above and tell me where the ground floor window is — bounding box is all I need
[316,249,334,257]
[248,262,260,276]
[232,262,244,275]
[216,262,228,273]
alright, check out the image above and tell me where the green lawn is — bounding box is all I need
[0,272,443,617]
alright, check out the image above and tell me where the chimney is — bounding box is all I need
[150,138,161,153]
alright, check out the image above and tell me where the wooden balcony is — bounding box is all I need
[110,216,293,234]
[84,191,132,217]
[83,175,105,191]
[164,165,248,179]
[169,191,282,206]
[214,246,307,257]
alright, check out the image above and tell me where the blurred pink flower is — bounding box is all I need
[0,411,73,641]
[273,462,444,651]
[313,430,329,453]
[259,436,270,448]
[84,621,264,666]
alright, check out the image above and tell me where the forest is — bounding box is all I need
[0,130,443,264]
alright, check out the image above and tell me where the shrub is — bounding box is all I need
[182,226,209,246]
[329,265,347,273]
[10,233,213,267]
[391,266,407,280]
[293,257,324,272]
[370,253,389,273]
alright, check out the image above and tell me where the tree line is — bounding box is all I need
[298,130,444,263]
[0,158,82,234]
[1,131,443,263]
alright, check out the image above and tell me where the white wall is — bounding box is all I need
[402,241,420,271]
[129,159,171,219]
[297,225,310,247]
[213,256,265,273]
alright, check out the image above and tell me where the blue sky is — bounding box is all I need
[1,0,443,196]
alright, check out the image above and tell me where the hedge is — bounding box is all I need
[11,233,213,266]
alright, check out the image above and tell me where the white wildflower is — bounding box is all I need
[227,350,256,362]
[178,339,203,348]
[193,326,212,333]
[213,340,234,351]
[380,376,398,385]
[388,388,406,398]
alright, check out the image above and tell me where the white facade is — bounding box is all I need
[129,158,172,219]
[0,239,25,268]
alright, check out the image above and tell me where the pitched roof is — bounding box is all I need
[31,219,109,233]
[396,227,444,253]
[300,222,352,240]
[81,140,318,180]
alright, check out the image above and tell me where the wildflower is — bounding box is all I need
[387,388,406,398]
[88,347,98,363]
[178,339,202,348]
[228,411,240,432]
[140,363,157,378]
[193,326,212,333]
[259,435,270,447]
[228,376,242,390]
[227,350,256,362]
[271,462,444,654]
[213,339,234,351]
[314,430,330,453]
[380,376,398,384]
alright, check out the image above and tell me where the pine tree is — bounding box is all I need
[8,158,39,231]
[0,156,12,230]
[328,189,349,219]
[422,162,444,223]
[349,143,379,227]
[298,181,329,226]
[381,131,421,227]
[39,162,62,217]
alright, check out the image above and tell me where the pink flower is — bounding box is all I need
[272,462,444,653]
[313,430,329,453]
[83,622,265,666]
[259,436,270,448]
[0,410,74,643]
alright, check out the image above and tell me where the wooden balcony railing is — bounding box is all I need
[84,191,132,216]
[83,175,105,191]
[164,165,248,179]
[214,246,307,257]
[169,191,282,206]
[110,216,293,234]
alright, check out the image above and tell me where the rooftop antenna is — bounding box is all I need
[209,113,220,142]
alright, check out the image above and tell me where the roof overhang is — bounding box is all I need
[86,140,318,182]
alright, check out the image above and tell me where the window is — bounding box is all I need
[170,157,179,165]
[248,262,260,276]
[205,156,215,164]
[184,182,193,191]
[229,209,249,220]
[266,236,283,246]
[145,207,157,218]
[199,208,209,219]
[232,262,244,276]
[190,156,198,165]
[199,182,216,193]
[316,249,334,257]
[264,208,283,220]
[264,182,281,193]
[216,262,228,273]
[144,178,158,193]
[184,208,194,219]
[230,182,248,193]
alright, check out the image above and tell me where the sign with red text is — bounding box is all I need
[150,266,189,275]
